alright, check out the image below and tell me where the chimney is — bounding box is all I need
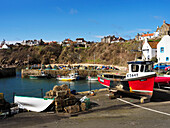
[163,20,166,24]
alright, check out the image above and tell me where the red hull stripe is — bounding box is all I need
[128,77,155,92]
[98,77,110,87]
[132,90,153,93]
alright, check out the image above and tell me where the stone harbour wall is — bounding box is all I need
[0,68,16,78]
[21,69,123,78]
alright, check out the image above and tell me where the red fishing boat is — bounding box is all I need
[98,61,156,100]
[154,75,170,90]
[155,76,170,84]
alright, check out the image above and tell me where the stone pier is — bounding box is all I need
[0,68,16,78]
[21,69,123,78]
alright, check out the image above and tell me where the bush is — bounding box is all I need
[151,57,158,62]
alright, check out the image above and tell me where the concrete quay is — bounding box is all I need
[0,68,16,78]
[1,89,170,128]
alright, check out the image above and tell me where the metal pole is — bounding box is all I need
[94,53,95,64]
[27,55,29,69]
[90,75,91,92]
[41,88,43,98]
[13,92,16,103]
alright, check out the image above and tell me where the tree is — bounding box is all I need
[151,57,158,62]
[39,39,44,45]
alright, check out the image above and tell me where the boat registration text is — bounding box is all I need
[126,73,138,78]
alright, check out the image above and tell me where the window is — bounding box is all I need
[160,47,164,53]
[166,57,169,61]
[148,55,150,60]
[140,65,144,72]
[145,65,152,72]
[131,65,139,72]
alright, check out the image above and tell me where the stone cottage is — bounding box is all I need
[157,20,170,37]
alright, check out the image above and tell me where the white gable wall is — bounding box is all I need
[142,39,156,61]
[157,35,170,63]
[2,44,9,49]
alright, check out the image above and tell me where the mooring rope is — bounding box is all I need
[117,98,170,116]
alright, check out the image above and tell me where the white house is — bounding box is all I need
[111,37,125,43]
[142,38,159,61]
[138,31,159,41]
[76,38,86,45]
[1,44,10,49]
[157,35,170,63]
[140,33,154,40]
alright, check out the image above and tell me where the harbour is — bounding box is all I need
[2,64,170,128]
[1,0,170,127]
[0,71,105,103]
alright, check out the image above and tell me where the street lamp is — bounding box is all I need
[94,53,95,64]
[27,55,29,69]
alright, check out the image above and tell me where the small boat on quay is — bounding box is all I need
[98,61,156,101]
[14,95,54,112]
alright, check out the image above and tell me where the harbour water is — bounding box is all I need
[0,71,105,103]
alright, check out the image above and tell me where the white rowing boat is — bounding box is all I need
[14,95,54,112]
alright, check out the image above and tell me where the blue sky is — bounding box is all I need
[0,0,170,42]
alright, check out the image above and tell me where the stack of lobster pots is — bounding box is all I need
[44,84,86,113]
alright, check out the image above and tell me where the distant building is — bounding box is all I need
[111,37,125,43]
[1,39,5,46]
[157,20,170,37]
[21,39,40,46]
[140,33,154,40]
[0,39,10,49]
[135,31,159,41]
[142,38,159,61]
[157,35,170,63]
[2,44,10,49]
[62,38,73,46]
[101,35,117,43]
[76,38,86,45]
[76,38,88,47]
[15,43,21,46]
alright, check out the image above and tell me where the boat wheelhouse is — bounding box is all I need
[98,61,156,99]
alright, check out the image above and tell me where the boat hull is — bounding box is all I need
[98,74,155,98]
[56,77,76,81]
[29,75,47,79]
[155,76,170,84]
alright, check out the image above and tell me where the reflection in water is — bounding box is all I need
[57,81,75,86]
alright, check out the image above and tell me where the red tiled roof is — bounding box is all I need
[148,41,159,49]
[165,23,170,27]
[141,33,154,37]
